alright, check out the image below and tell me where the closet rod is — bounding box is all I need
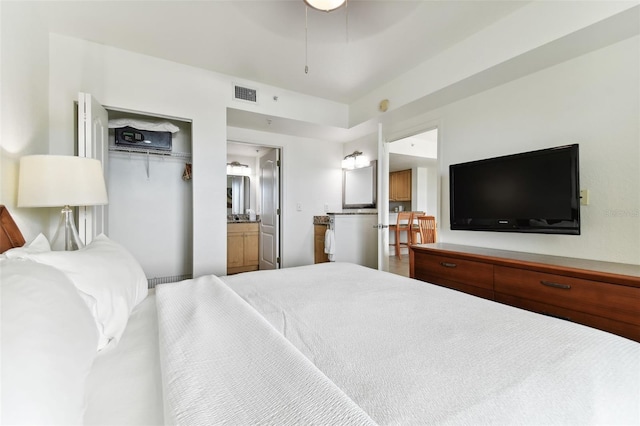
[109,146,192,159]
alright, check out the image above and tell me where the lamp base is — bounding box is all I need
[50,206,84,251]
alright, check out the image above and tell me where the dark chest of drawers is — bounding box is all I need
[410,243,640,342]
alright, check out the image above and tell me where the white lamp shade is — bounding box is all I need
[304,0,346,11]
[18,155,108,207]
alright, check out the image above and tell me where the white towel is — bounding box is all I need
[324,229,335,261]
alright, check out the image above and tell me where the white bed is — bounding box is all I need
[84,290,163,425]
[221,263,640,425]
[1,223,639,425]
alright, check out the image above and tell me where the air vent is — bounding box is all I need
[234,85,257,103]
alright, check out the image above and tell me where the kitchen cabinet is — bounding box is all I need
[389,169,411,201]
[227,222,259,275]
[410,243,640,342]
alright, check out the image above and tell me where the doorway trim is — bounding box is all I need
[227,139,283,270]
[386,120,443,215]
[382,119,443,262]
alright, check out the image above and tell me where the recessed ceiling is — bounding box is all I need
[33,0,529,104]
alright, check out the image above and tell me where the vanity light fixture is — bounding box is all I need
[226,161,252,176]
[342,151,369,169]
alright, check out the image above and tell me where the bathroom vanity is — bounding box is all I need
[227,221,259,275]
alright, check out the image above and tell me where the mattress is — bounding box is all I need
[79,262,640,425]
[221,262,640,425]
[84,290,164,425]
[155,275,375,425]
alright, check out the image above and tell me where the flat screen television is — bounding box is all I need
[449,144,580,235]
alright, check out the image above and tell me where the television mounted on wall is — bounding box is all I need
[449,144,580,235]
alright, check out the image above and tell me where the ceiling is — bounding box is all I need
[27,1,636,154]
[33,0,529,105]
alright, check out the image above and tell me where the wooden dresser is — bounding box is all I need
[410,243,640,342]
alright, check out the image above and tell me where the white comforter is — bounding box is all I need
[221,263,640,425]
[156,274,375,426]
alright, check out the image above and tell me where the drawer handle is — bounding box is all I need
[540,280,571,290]
[440,262,457,268]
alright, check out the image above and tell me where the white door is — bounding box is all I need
[377,123,390,271]
[77,92,109,245]
[259,148,280,270]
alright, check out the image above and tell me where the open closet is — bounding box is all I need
[107,110,193,285]
[79,94,194,286]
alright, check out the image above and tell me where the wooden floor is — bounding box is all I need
[387,254,410,277]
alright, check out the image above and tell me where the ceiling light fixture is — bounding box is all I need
[304,0,346,12]
[304,0,348,74]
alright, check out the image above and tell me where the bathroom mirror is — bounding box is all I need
[342,160,377,209]
[227,175,250,214]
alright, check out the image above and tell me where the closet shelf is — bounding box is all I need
[109,145,192,159]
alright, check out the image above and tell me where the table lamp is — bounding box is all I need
[18,155,108,251]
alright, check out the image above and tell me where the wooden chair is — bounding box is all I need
[416,215,437,244]
[392,211,412,258]
[408,211,424,246]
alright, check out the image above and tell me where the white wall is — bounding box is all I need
[0,2,50,241]
[47,34,226,276]
[350,1,637,126]
[108,152,193,279]
[429,36,638,264]
[378,34,640,265]
[426,166,438,221]
[47,34,347,275]
[412,168,427,213]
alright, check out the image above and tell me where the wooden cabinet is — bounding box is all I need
[412,251,494,299]
[410,243,640,342]
[493,266,640,339]
[227,222,259,275]
[314,224,330,264]
[389,169,411,201]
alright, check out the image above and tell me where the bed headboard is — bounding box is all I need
[0,205,26,253]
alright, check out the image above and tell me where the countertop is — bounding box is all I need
[314,215,330,225]
[327,211,377,215]
[227,214,260,223]
[314,212,377,225]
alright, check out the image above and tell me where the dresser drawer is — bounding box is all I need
[413,253,493,290]
[495,266,640,327]
[495,293,640,341]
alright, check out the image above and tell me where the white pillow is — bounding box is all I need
[1,258,98,425]
[25,234,148,350]
[3,232,51,258]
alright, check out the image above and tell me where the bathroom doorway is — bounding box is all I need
[227,141,282,271]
